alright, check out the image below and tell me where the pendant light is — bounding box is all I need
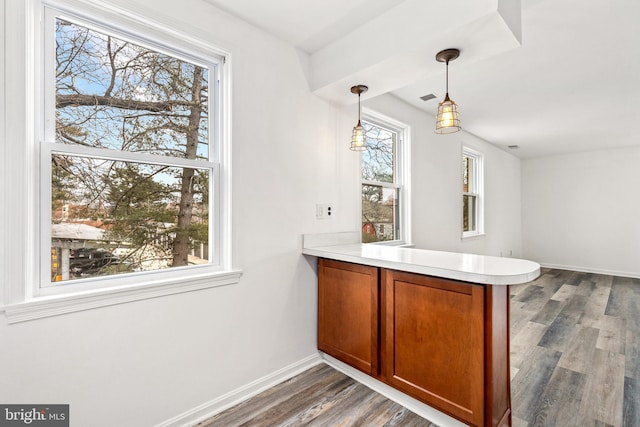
[350,85,368,150]
[435,48,461,134]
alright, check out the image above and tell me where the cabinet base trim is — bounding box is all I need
[321,353,468,427]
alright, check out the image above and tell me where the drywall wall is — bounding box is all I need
[364,94,523,258]
[522,146,640,277]
[0,0,359,426]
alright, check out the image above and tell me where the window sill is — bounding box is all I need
[1,269,242,324]
[462,232,485,240]
[365,240,412,247]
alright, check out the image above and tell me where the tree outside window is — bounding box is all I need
[361,120,403,243]
[47,16,219,283]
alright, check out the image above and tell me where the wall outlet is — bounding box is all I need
[316,204,333,220]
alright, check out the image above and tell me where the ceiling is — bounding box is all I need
[202,0,640,159]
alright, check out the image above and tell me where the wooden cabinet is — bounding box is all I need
[317,259,512,427]
[317,258,379,376]
[382,269,489,426]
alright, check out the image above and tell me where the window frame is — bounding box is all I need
[359,109,411,246]
[1,0,239,323]
[462,146,484,238]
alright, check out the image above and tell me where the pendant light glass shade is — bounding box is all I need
[351,120,365,150]
[350,85,368,151]
[435,93,460,134]
[435,49,461,134]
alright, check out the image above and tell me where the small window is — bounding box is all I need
[360,115,408,244]
[42,6,226,290]
[462,147,483,237]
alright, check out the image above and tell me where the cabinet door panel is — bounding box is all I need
[382,269,485,426]
[318,259,379,375]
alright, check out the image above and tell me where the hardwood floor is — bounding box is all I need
[510,269,640,427]
[196,363,437,427]
[197,269,640,427]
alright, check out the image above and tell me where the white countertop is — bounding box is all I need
[302,234,540,285]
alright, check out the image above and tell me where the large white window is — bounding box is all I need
[462,147,483,237]
[360,112,410,244]
[1,0,237,321]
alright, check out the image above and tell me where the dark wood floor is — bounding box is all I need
[197,269,640,427]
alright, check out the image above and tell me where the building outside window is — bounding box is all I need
[41,3,226,291]
[462,147,483,237]
[360,114,409,244]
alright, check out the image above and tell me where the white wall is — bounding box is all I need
[0,0,359,426]
[522,146,640,277]
[364,94,523,258]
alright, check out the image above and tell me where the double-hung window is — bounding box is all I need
[462,147,483,237]
[360,113,409,244]
[37,2,232,297]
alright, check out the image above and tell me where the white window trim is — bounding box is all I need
[360,108,411,246]
[0,0,240,324]
[462,146,484,239]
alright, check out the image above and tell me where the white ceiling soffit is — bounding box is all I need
[310,0,522,105]
[202,0,521,106]
[201,0,408,53]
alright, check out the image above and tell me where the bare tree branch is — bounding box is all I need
[55,94,195,112]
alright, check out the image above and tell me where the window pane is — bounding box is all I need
[362,184,398,243]
[51,155,210,282]
[463,194,477,233]
[463,155,475,192]
[362,122,395,183]
[55,19,209,160]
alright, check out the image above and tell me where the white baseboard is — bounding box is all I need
[321,354,467,427]
[155,353,323,427]
[540,263,640,279]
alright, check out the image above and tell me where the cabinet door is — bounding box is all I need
[317,258,379,375]
[382,269,485,426]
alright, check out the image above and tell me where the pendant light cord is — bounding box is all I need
[445,59,449,95]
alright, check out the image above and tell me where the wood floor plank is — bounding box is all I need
[596,318,626,355]
[625,329,640,380]
[197,365,434,427]
[510,321,547,370]
[512,415,528,427]
[566,271,588,286]
[623,376,640,427]
[511,345,562,421]
[197,365,348,427]
[581,280,612,319]
[237,377,359,427]
[579,349,625,426]
[283,381,377,426]
[550,283,577,302]
[547,269,577,284]
[537,313,580,353]
[556,325,599,374]
[558,293,590,321]
[606,277,636,318]
[528,367,586,427]
[510,306,537,339]
[610,277,640,333]
[530,299,564,326]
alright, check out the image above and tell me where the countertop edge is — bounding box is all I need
[302,246,541,286]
